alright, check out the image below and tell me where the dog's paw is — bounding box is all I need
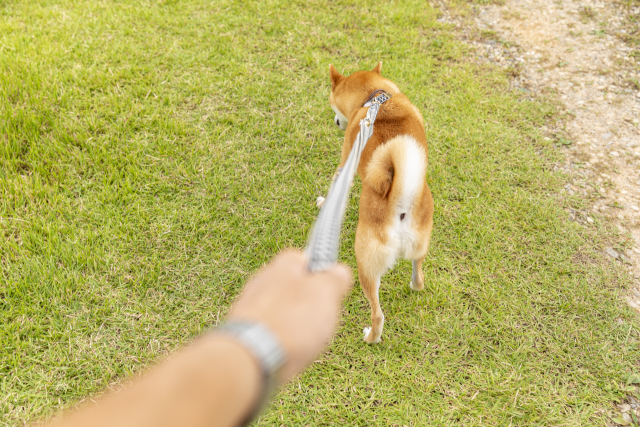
[316,196,326,208]
[409,281,423,291]
[363,327,381,344]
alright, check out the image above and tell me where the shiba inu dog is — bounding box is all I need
[319,62,434,344]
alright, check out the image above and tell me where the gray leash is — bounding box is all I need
[306,92,390,272]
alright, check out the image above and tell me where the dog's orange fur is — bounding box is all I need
[327,63,434,343]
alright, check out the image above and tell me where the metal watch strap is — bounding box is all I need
[215,321,286,425]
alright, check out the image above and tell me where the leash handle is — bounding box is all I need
[306,93,389,272]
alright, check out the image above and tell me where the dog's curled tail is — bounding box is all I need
[364,135,427,200]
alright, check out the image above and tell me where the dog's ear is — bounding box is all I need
[329,64,344,90]
[372,61,382,75]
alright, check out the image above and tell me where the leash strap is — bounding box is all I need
[306,92,390,272]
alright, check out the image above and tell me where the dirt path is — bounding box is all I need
[435,1,640,422]
[439,0,640,309]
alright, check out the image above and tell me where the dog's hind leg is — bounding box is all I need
[360,272,384,344]
[409,258,424,291]
[409,204,433,291]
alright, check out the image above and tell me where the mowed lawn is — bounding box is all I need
[1,0,639,425]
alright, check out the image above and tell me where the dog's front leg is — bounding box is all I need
[318,126,358,208]
[316,167,342,208]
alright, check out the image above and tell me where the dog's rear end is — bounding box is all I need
[357,135,433,343]
[326,63,434,344]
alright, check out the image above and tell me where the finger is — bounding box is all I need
[274,249,307,273]
[239,250,305,295]
[311,263,353,299]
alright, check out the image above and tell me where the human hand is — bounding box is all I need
[228,250,352,383]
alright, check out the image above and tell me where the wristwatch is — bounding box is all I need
[215,321,286,425]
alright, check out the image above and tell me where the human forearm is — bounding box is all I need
[43,251,352,427]
[51,336,261,427]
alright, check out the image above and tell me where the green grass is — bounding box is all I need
[1,0,638,426]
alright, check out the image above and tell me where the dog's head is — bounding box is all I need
[328,62,400,131]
